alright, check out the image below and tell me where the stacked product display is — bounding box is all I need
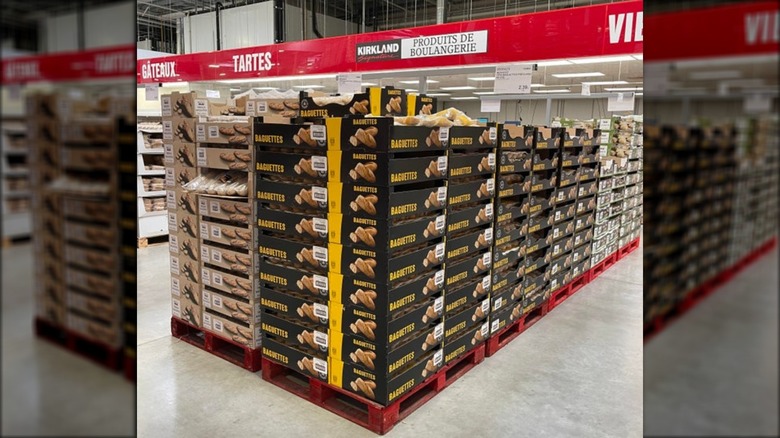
[1,117,31,240]
[593,116,642,266]
[159,86,646,430]
[30,93,131,369]
[644,116,777,334]
[163,92,203,328]
[137,117,167,242]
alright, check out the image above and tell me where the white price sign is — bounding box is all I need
[337,73,363,94]
[744,94,771,113]
[480,98,501,113]
[206,89,220,98]
[145,84,159,101]
[607,92,635,112]
[581,83,591,96]
[494,64,533,94]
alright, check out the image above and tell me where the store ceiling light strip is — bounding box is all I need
[467,76,496,81]
[570,55,637,64]
[532,89,571,93]
[552,72,605,78]
[451,96,479,100]
[581,81,629,86]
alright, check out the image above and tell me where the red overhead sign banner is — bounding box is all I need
[645,1,778,61]
[136,0,643,84]
[2,44,136,85]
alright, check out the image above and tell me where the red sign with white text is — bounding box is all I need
[645,1,778,61]
[2,44,135,84]
[136,0,643,84]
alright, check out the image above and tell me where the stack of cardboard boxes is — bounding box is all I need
[489,124,533,334]
[163,92,203,327]
[570,127,599,279]
[441,124,496,363]
[29,94,64,327]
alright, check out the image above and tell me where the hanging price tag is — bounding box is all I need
[145,84,159,101]
[480,98,501,113]
[337,73,362,94]
[494,64,533,94]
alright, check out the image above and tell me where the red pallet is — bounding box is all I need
[619,237,641,259]
[548,283,573,311]
[170,317,262,372]
[569,272,590,296]
[589,252,615,280]
[644,236,778,342]
[124,353,136,382]
[34,317,122,371]
[261,343,486,435]
[485,301,550,357]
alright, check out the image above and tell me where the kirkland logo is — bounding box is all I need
[356,40,402,62]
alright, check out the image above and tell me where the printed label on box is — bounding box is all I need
[313,218,328,234]
[439,127,450,142]
[435,215,446,232]
[437,156,448,172]
[311,156,327,172]
[196,125,206,142]
[313,330,328,348]
[170,256,180,275]
[194,99,209,116]
[162,121,173,141]
[437,187,447,202]
[312,186,327,203]
[201,268,211,285]
[313,246,328,262]
[171,277,180,296]
[196,147,207,166]
[313,357,327,375]
[164,143,173,163]
[213,273,223,286]
[313,303,328,319]
[313,274,328,292]
[310,125,326,141]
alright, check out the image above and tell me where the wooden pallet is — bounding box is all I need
[261,343,486,435]
[170,317,261,371]
[34,317,122,371]
[138,234,169,248]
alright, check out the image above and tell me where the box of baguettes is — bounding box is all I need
[444,298,490,341]
[327,182,448,221]
[260,287,329,329]
[299,91,371,119]
[203,308,261,348]
[328,211,446,255]
[328,150,447,187]
[328,240,445,284]
[329,345,444,405]
[325,117,449,153]
[263,336,329,382]
[445,274,491,316]
[406,94,437,116]
[367,86,407,117]
[444,321,489,365]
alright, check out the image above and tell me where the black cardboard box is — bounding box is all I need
[444,321,489,364]
[560,150,580,169]
[532,151,559,172]
[255,151,328,182]
[329,348,444,405]
[328,150,448,186]
[445,250,492,290]
[490,283,523,316]
[257,234,329,273]
[553,204,577,225]
[578,181,598,198]
[550,237,574,259]
[256,208,329,244]
[497,173,531,199]
[259,259,329,297]
[492,245,523,273]
[328,182,447,220]
[407,94,437,116]
[299,92,371,119]
[368,86,407,117]
[558,168,579,188]
[571,259,590,278]
[445,274,492,315]
[446,227,493,261]
[551,220,575,242]
[579,167,597,182]
[329,241,445,283]
[523,287,550,314]
[555,185,578,204]
[330,296,444,349]
[446,202,494,236]
[447,177,495,208]
[572,228,594,249]
[493,222,527,249]
[574,212,595,232]
[571,244,591,266]
[448,125,498,150]
[329,212,445,254]
[500,125,535,150]
[256,179,328,211]
[523,269,549,297]
[445,298,490,340]
[448,152,496,178]
[535,127,563,150]
[498,150,533,174]
[263,337,328,381]
[260,287,329,329]
[525,249,552,276]
[327,117,450,152]
[261,312,329,357]
[549,253,572,277]
[330,268,445,316]
[528,192,555,215]
[528,209,555,234]
[495,199,530,224]
[253,120,327,149]
[549,269,572,292]
[489,304,522,336]
[492,260,525,292]
[575,196,597,215]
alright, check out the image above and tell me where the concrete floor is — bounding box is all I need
[1,243,135,437]
[644,248,779,437]
[137,242,643,438]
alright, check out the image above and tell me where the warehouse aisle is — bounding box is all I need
[137,242,643,438]
[0,243,135,437]
[644,247,779,437]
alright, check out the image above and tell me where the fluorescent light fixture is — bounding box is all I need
[552,72,605,78]
[467,76,496,81]
[632,54,643,60]
[216,73,337,84]
[532,89,571,93]
[361,82,377,86]
[398,79,439,84]
[293,85,326,89]
[440,86,476,91]
[536,60,572,67]
[604,87,643,91]
[571,55,636,64]
[451,96,479,100]
[689,70,741,80]
[582,81,629,86]
[636,93,643,96]
[208,64,221,68]
[530,83,544,88]
[473,91,496,95]
[425,93,451,97]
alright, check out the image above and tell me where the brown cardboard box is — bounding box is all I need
[203,309,261,348]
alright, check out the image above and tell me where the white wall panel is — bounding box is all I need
[184,12,217,54]
[84,2,135,48]
[44,13,78,53]
[220,3,275,49]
